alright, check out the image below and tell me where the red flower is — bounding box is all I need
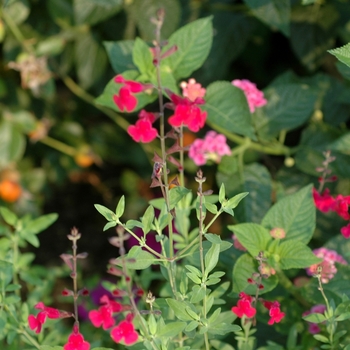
[231,292,256,319]
[89,305,115,330]
[28,311,47,334]
[262,300,285,325]
[111,319,138,345]
[64,332,90,350]
[334,195,350,220]
[167,93,207,132]
[312,188,336,212]
[128,119,158,143]
[113,75,144,112]
[341,223,350,239]
[28,302,64,333]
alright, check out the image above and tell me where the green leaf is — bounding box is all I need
[24,233,40,248]
[208,322,241,335]
[204,233,222,244]
[205,202,218,214]
[103,221,117,231]
[115,195,125,219]
[328,132,350,155]
[141,205,154,235]
[118,246,156,270]
[210,340,236,350]
[204,81,256,140]
[132,37,154,75]
[74,0,122,26]
[185,320,199,332]
[157,321,186,337]
[47,0,74,26]
[0,207,17,226]
[225,192,249,209]
[244,0,290,37]
[255,83,317,139]
[190,285,206,303]
[185,265,202,277]
[313,334,329,343]
[129,0,181,41]
[219,183,225,204]
[95,204,116,221]
[0,260,13,287]
[328,43,350,68]
[103,40,136,74]
[74,31,107,89]
[205,243,220,275]
[23,213,58,235]
[169,186,191,209]
[232,254,278,295]
[277,241,322,269]
[0,119,25,168]
[261,184,315,244]
[228,223,271,257]
[162,16,213,80]
[166,299,194,321]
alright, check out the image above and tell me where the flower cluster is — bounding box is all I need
[306,247,347,283]
[231,293,285,325]
[89,294,138,345]
[232,79,267,113]
[312,187,350,238]
[303,304,327,334]
[113,75,145,112]
[28,302,70,334]
[127,109,158,143]
[188,131,231,166]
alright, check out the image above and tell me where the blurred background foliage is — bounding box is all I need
[0,0,349,271]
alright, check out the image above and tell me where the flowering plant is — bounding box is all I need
[1,1,350,350]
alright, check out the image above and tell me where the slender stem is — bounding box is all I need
[179,126,185,187]
[39,136,76,156]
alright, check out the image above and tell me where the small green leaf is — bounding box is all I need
[115,246,156,270]
[208,308,221,324]
[169,187,191,209]
[205,243,220,275]
[0,207,17,226]
[190,285,206,303]
[219,183,225,204]
[0,260,13,287]
[208,322,241,335]
[185,320,199,332]
[204,233,222,244]
[205,202,218,214]
[94,204,116,221]
[5,284,21,292]
[103,221,117,231]
[24,234,40,248]
[115,195,125,219]
[328,43,350,68]
[148,314,157,335]
[226,192,249,209]
[185,306,200,320]
[157,321,186,337]
[186,272,201,284]
[166,299,194,321]
[303,313,327,324]
[103,40,136,74]
[313,334,330,343]
[132,37,154,74]
[185,265,202,277]
[23,213,58,235]
[141,205,154,235]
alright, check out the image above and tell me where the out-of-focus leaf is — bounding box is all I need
[3,0,30,25]
[0,119,25,168]
[244,0,290,37]
[74,31,107,89]
[48,0,73,25]
[328,132,350,155]
[74,0,123,26]
[103,40,136,74]
[36,36,66,57]
[204,81,255,140]
[129,0,181,41]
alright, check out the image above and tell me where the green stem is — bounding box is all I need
[40,136,76,156]
[179,126,185,187]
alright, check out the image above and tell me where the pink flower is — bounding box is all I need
[189,131,231,166]
[232,79,267,113]
[306,247,347,283]
[28,312,47,334]
[113,75,144,112]
[89,305,115,330]
[231,292,256,319]
[303,304,326,334]
[262,301,285,325]
[28,302,64,333]
[167,93,207,132]
[180,78,206,102]
[127,109,158,143]
[64,332,90,350]
[333,195,350,220]
[111,318,138,345]
[341,223,350,239]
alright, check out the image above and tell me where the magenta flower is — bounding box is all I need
[231,292,256,319]
[167,92,207,132]
[128,119,158,143]
[111,318,138,345]
[341,223,350,239]
[232,79,267,113]
[306,247,347,283]
[28,302,65,334]
[189,131,231,166]
[64,331,90,350]
[312,188,337,213]
[112,75,144,112]
[262,300,285,325]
